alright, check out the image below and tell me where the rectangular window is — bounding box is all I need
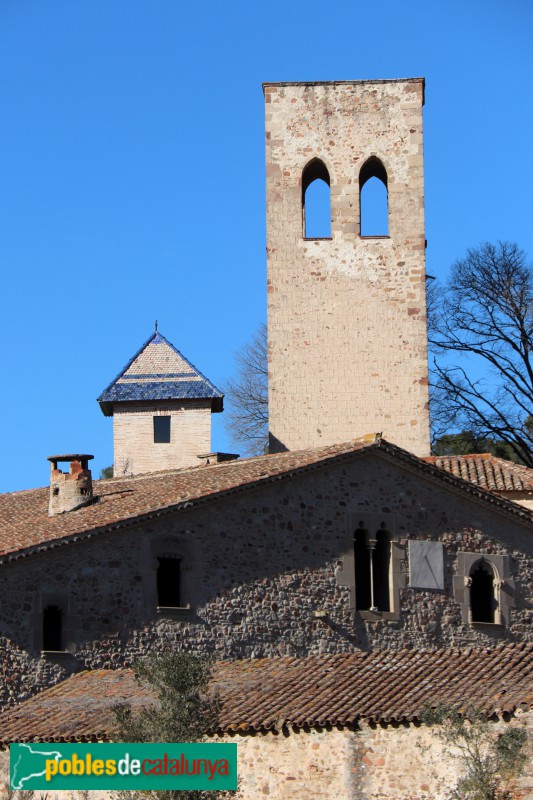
[43,605,63,651]
[153,416,171,443]
[157,557,180,607]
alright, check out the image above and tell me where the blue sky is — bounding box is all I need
[1,0,532,492]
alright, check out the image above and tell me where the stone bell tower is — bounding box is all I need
[264,79,430,456]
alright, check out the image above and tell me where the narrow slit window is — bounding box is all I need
[154,416,171,443]
[302,159,331,238]
[360,157,388,236]
[157,557,181,607]
[470,561,495,623]
[43,605,62,651]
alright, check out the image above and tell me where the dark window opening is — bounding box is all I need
[157,557,181,607]
[360,157,388,236]
[43,605,62,651]
[470,561,495,623]
[354,528,371,610]
[373,528,391,612]
[154,416,171,444]
[354,525,391,612]
[302,158,331,238]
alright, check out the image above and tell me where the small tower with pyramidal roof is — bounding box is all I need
[98,328,224,476]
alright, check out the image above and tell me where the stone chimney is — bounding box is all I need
[48,454,94,516]
[197,452,240,466]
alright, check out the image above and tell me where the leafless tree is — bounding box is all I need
[428,242,533,466]
[224,323,268,456]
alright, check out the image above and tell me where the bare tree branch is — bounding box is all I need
[223,324,268,456]
[429,242,533,466]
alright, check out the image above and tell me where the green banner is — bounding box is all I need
[10,742,237,790]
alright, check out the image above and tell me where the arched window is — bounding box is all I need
[453,552,511,627]
[354,528,371,610]
[354,524,391,612]
[373,527,391,612]
[157,556,181,607]
[42,605,62,651]
[302,159,331,239]
[359,157,388,237]
[470,560,495,623]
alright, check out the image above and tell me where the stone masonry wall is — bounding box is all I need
[1,715,531,800]
[113,400,212,475]
[226,714,532,800]
[265,79,430,456]
[0,453,532,709]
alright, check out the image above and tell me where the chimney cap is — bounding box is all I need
[47,454,94,463]
[47,454,94,471]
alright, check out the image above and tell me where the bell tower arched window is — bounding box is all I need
[302,159,331,239]
[359,157,388,237]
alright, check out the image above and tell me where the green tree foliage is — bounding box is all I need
[100,466,114,479]
[429,242,533,467]
[421,704,527,800]
[113,653,230,800]
[432,431,527,463]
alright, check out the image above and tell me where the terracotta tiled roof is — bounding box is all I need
[214,644,533,730]
[423,454,533,494]
[0,670,156,745]
[0,644,531,745]
[0,440,370,562]
[98,331,223,415]
[1,438,532,563]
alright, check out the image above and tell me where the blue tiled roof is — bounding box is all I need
[97,331,224,416]
[100,380,222,402]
